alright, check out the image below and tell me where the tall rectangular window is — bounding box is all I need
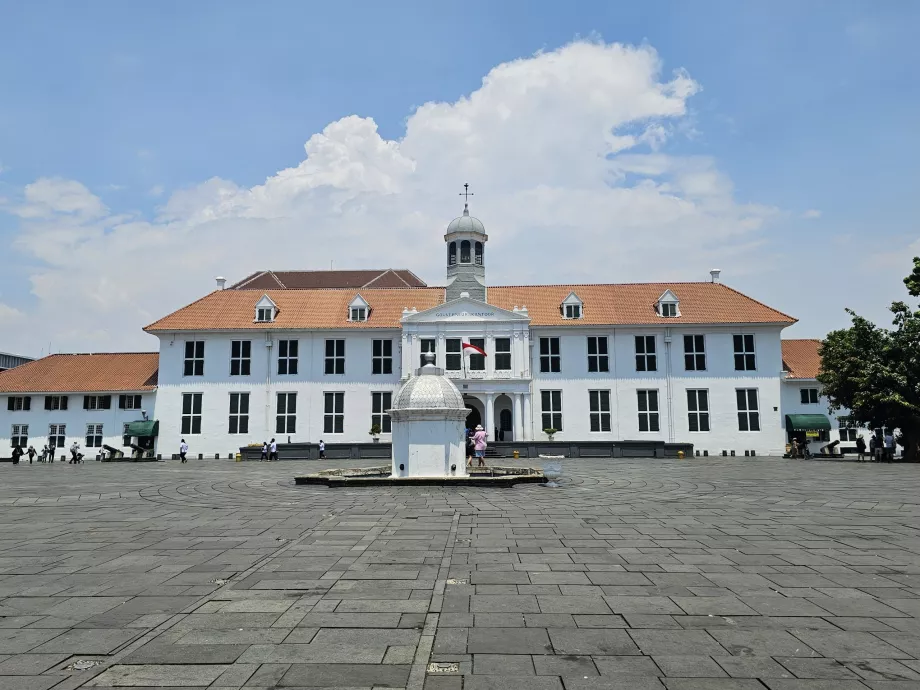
[230,340,251,376]
[119,395,142,409]
[183,341,205,376]
[324,339,345,375]
[800,388,819,404]
[637,390,660,432]
[687,389,710,432]
[83,395,112,410]
[495,338,512,371]
[278,339,298,375]
[468,337,486,371]
[48,424,66,449]
[122,423,131,447]
[276,393,297,434]
[737,389,760,431]
[10,425,28,447]
[371,391,392,433]
[44,395,68,411]
[684,335,706,371]
[85,424,103,448]
[539,337,561,373]
[323,392,344,434]
[446,339,462,371]
[229,393,250,434]
[420,338,437,367]
[540,390,563,431]
[635,336,657,372]
[839,419,859,442]
[587,336,609,373]
[733,334,756,371]
[372,339,393,375]
[588,390,611,432]
[181,394,203,435]
[7,396,31,411]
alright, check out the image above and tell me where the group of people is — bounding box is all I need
[465,424,488,467]
[9,442,84,464]
[856,432,897,462]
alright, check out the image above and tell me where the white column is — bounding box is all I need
[522,392,532,440]
[485,393,495,440]
[513,393,524,442]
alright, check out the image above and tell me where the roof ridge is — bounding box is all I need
[782,338,821,342]
[230,271,268,289]
[716,283,797,324]
[268,271,286,289]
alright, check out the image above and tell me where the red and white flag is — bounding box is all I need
[461,338,486,357]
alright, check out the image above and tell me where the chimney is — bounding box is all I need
[216,276,226,290]
[710,269,721,284]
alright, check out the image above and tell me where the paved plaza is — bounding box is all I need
[0,457,919,689]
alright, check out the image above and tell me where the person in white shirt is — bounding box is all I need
[70,441,82,464]
[318,440,326,459]
[269,438,278,462]
[260,442,268,461]
[179,439,189,463]
[884,433,896,463]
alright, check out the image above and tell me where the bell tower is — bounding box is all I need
[445,183,488,302]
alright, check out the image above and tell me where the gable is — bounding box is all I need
[404,297,529,323]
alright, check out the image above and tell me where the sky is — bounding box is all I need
[1,0,918,355]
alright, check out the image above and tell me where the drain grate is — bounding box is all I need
[427,662,460,674]
[67,659,103,671]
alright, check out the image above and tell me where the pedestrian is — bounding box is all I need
[318,439,326,459]
[869,435,878,462]
[465,427,474,467]
[179,439,188,463]
[42,444,50,462]
[260,441,268,461]
[69,441,82,464]
[11,444,23,465]
[48,445,55,463]
[269,438,278,462]
[884,431,896,463]
[790,438,800,459]
[473,424,488,467]
[855,435,867,462]
[27,446,36,464]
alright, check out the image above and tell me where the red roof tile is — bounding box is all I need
[0,353,159,393]
[782,339,822,379]
[230,269,427,290]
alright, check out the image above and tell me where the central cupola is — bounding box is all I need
[445,183,488,302]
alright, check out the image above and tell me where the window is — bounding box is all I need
[350,306,367,322]
[324,339,345,375]
[446,339,462,371]
[660,302,678,317]
[800,388,819,404]
[230,340,251,376]
[44,395,68,411]
[85,424,103,448]
[468,338,485,371]
[372,339,393,375]
[840,425,859,442]
[119,394,142,410]
[448,241,457,266]
[733,334,756,371]
[684,335,706,371]
[256,307,273,322]
[420,338,437,367]
[278,339,298,375]
[460,240,471,263]
[539,337,561,373]
[637,390,660,432]
[736,389,760,431]
[10,425,28,447]
[183,341,205,376]
[323,392,344,434]
[122,423,131,447]
[687,389,710,432]
[587,336,609,373]
[83,395,112,410]
[474,241,483,265]
[181,393,203,435]
[229,393,249,434]
[540,390,563,431]
[276,393,297,434]
[7,396,31,411]
[371,391,392,433]
[589,390,611,432]
[564,304,582,319]
[635,335,657,372]
[495,338,511,371]
[48,424,66,449]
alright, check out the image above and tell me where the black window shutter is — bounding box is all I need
[24,397,31,410]
[134,395,142,408]
[61,396,68,410]
[83,395,90,410]
[119,395,126,409]
[102,395,112,409]
[45,396,52,410]
[7,398,13,411]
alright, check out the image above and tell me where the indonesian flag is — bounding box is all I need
[461,338,487,357]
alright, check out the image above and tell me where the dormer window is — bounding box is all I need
[656,290,680,318]
[348,294,370,322]
[254,295,277,323]
[561,292,584,319]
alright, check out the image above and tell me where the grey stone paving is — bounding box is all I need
[0,456,918,689]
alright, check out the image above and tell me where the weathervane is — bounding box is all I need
[459,183,474,204]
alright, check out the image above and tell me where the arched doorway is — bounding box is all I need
[495,393,514,441]
[463,395,484,431]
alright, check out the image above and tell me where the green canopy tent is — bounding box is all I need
[125,420,159,438]
[785,414,831,431]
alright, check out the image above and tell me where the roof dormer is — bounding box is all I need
[656,289,680,318]
[561,292,584,320]
[348,294,370,322]
[255,295,278,323]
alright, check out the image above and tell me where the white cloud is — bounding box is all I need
[2,39,892,352]
[0,303,24,327]
[148,184,165,197]
[802,209,822,219]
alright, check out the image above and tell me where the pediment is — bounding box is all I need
[562,291,583,305]
[349,293,370,308]
[657,289,679,303]
[255,294,277,309]
[403,297,530,323]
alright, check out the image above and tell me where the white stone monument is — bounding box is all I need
[389,354,468,478]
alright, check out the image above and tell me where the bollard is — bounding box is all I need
[214,453,219,459]
[722,450,727,457]
[157,454,161,460]
[513,450,520,460]
[731,450,736,457]
[703,450,709,457]
[677,450,685,459]
[198,453,203,460]
[744,450,750,457]
[750,450,756,457]
[695,450,700,457]
[235,453,242,462]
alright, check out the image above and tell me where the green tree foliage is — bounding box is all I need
[818,257,920,461]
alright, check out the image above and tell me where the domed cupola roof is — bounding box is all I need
[391,354,465,412]
[446,204,486,235]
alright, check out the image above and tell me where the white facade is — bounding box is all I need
[780,378,867,454]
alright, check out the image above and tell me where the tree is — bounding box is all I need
[818,257,920,462]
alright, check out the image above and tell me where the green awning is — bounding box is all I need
[125,420,159,437]
[786,414,831,431]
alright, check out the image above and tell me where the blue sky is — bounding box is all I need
[1,0,918,353]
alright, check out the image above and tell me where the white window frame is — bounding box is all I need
[539,337,561,373]
[683,335,706,371]
[564,304,581,319]
[445,339,462,371]
[494,337,512,371]
[635,335,657,372]
[119,395,142,410]
[181,393,203,435]
[468,337,486,372]
[659,302,678,317]
[736,388,761,431]
[183,340,205,377]
[420,338,437,367]
[687,389,710,432]
[48,423,66,449]
[8,396,30,411]
[588,390,611,433]
[540,390,563,431]
[230,340,252,376]
[371,391,392,434]
[637,390,660,432]
[10,424,28,447]
[323,391,345,434]
[350,306,367,322]
[276,392,297,434]
[324,339,345,375]
[44,395,68,411]
[229,393,250,435]
[587,336,609,373]
[85,424,103,448]
[800,388,819,405]
[256,306,274,322]
[733,334,756,371]
[278,339,298,375]
[372,339,393,375]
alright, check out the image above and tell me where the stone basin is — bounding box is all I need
[295,465,546,487]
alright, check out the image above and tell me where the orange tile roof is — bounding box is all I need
[0,353,159,393]
[145,282,794,332]
[782,339,822,379]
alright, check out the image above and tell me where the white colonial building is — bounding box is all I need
[1,204,868,459]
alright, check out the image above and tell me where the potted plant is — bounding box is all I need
[543,428,557,442]
[369,424,382,443]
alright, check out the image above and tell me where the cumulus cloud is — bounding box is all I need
[802,209,822,219]
[0,39,868,352]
